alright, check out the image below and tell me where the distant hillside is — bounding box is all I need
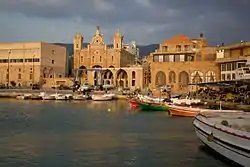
[54,43,159,57]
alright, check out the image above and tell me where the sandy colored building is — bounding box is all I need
[0,42,67,87]
[216,41,250,81]
[148,33,220,93]
[73,26,146,89]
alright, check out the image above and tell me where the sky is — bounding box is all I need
[0,0,249,45]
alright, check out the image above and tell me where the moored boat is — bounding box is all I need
[72,94,88,100]
[91,94,113,101]
[193,111,249,166]
[128,99,139,108]
[169,105,201,117]
[138,101,169,111]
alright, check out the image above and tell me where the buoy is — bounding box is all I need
[108,108,111,112]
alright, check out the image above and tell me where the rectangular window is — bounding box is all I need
[112,56,113,61]
[52,60,54,64]
[221,74,225,81]
[169,55,174,62]
[226,74,231,80]
[33,58,39,62]
[180,54,185,61]
[232,62,236,70]
[6,74,9,80]
[176,45,181,52]
[174,55,180,62]
[163,46,168,52]
[153,55,159,62]
[164,55,169,62]
[100,56,102,62]
[221,64,226,71]
[18,74,21,79]
[184,45,190,51]
[159,55,163,62]
[30,74,33,80]
[226,63,232,71]
[232,73,235,80]
[52,50,56,54]
[81,56,83,62]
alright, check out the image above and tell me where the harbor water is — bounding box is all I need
[0,99,234,167]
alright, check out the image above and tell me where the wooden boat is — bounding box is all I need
[128,99,139,108]
[91,94,113,101]
[169,105,201,117]
[16,93,32,100]
[193,110,250,166]
[138,101,169,111]
[72,94,88,100]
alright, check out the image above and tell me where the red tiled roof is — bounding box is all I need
[161,34,194,45]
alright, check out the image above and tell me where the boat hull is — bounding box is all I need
[193,113,250,166]
[139,102,168,111]
[128,99,139,108]
[169,105,200,117]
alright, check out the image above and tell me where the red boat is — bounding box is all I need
[128,99,139,108]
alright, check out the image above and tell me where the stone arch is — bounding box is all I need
[79,65,87,78]
[109,65,115,68]
[191,70,203,84]
[205,71,216,82]
[103,69,114,85]
[179,71,189,86]
[155,71,166,87]
[169,71,176,83]
[116,69,128,88]
[92,65,102,86]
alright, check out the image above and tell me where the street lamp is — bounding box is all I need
[32,54,35,87]
[8,50,11,88]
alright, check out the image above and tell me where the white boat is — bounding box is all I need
[137,95,165,103]
[193,111,250,166]
[54,94,67,100]
[103,93,116,99]
[39,92,55,100]
[16,93,32,100]
[72,94,87,100]
[91,94,113,101]
[171,98,202,105]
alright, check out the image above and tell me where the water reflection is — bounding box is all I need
[0,99,232,167]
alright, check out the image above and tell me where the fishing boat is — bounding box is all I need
[128,99,139,108]
[72,94,88,100]
[138,101,169,111]
[39,92,56,100]
[16,93,32,100]
[169,105,201,117]
[91,94,113,101]
[193,110,250,166]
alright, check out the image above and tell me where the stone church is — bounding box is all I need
[73,26,145,89]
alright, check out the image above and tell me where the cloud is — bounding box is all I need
[0,0,249,45]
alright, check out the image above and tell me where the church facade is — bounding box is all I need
[73,26,145,89]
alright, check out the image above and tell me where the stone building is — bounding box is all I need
[148,34,220,93]
[216,41,250,81]
[73,26,147,89]
[0,42,67,87]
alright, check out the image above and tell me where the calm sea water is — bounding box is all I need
[0,99,234,167]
